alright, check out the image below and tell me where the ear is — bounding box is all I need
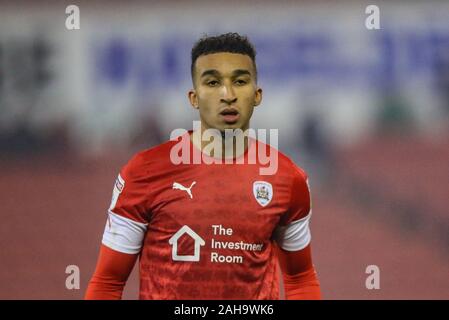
[254,86,263,107]
[188,89,199,109]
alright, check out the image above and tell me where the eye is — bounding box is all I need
[207,80,219,87]
[235,79,247,85]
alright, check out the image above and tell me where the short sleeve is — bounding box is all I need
[102,154,150,254]
[274,166,312,251]
[108,154,150,224]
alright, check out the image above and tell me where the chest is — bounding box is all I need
[147,164,289,243]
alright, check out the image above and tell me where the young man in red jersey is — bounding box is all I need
[85,33,321,300]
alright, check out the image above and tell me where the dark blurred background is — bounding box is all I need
[0,0,448,299]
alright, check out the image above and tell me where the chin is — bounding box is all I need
[222,124,243,131]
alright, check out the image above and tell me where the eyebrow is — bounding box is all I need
[200,69,252,78]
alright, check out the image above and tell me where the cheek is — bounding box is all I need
[197,91,216,105]
[240,92,257,109]
[198,91,222,111]
[240,86,256,99]
[197,95,216,117]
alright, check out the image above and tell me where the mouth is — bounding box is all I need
[219,108,240,124]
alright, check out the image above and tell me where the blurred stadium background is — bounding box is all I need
[0,0,448,299]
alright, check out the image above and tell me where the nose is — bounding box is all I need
[220,83,237,105]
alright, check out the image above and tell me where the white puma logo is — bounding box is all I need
[172,181,196,199]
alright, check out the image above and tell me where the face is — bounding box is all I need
[188,52,262,133]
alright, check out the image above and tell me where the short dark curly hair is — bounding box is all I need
[191,32,257,82]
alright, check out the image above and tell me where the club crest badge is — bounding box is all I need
[253,181,273,207]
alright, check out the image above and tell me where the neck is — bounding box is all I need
[190,124,249,160]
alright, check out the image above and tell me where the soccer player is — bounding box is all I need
[85,33,321,300]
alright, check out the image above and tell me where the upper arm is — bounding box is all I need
[84,244,138,299]
[103,154,150,254]
[94,244,139,282]
[275,243,314,275]
[273,165,315,275]
[273,166,312,252]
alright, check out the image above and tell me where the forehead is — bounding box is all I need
[195,52,255,76]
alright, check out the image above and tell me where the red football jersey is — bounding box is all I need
[102,131,313,299]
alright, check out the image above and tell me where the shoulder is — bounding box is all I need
[256,139,308,182]
[280,152,308,181]
[122,138,178,178]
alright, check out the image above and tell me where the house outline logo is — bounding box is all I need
[168,225,205,262]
